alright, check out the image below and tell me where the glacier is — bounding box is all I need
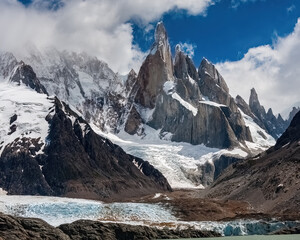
[0,195,298,236]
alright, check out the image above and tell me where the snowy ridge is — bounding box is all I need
[15,48,126,131]
[0,81,53,156]
[239,109,275,152]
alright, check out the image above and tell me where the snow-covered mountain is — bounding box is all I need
[0,22,296,191]
[0,60,170,199]
[15,46,128,132]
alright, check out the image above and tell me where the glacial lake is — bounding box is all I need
[0,195,299,237]
[178,235,300,240]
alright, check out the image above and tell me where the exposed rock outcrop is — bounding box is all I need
[248,88,289,139]
[287,106,300,125]
[198,58,229,104]
[198,59,252,143]
[9,62,48,94]
[134,22,173,109]
[174,45,202,105]
[0,212,220,240]
[126,22,252,149]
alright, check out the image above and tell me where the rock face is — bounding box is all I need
[9,62,48,94]
[287,106,300,125]
[126,22,252,148]
[0,213,220,240]
[247,88,289,139]
[0,213,69,240]
[207,111,300,216]
[134,22,173,109]
[198,58,229,104]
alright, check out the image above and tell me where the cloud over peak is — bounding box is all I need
[216,18,300,115]
[0,0,213,73]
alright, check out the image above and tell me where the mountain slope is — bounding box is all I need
[0,68,171,200]
[0,22,288,190]
[206,111,300,216]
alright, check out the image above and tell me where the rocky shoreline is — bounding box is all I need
[0,212,220,240]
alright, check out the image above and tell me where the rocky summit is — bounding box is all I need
[126,22,253,149]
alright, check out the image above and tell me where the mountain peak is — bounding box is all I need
[155,21,168,44]
[267,108,274,116]
[275,110,300,150]
[198,57,229,94]
[249,88,259,105]
[175,44,181,53]
[9,62,48,95]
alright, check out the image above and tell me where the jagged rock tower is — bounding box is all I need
[125,22,252,148]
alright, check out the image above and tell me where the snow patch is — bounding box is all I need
[152,193,162,199]
[0,188,7,195]
[163,81,198,116]
[188,75,197,85]
[199,100,226,108]
[132,159,144,174]
[239,109,275,151]
[0,82,54,156]
[172,93,198,116]
[163,80,175,93]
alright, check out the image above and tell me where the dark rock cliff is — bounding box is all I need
[0,97,171,200]
[0,212,220,240]
[9,62,48,94]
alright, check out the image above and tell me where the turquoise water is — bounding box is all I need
[179,235,300,240]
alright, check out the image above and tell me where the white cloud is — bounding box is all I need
[0,0,213,74]
[177,42,197,58]
[216,18,300,116]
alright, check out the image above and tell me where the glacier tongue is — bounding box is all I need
[0,195,297,236]
[93,125,249,189]
[0,195,176,227]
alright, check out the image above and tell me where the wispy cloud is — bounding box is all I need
[287,4,296,13]
[231,0,262,8]
[0,0,213,74]
[216,18,300,115]
[177,42,197,58]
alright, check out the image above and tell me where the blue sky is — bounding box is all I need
[132,0,300,67]
[4,0,300,113]
[17,0,300,66]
